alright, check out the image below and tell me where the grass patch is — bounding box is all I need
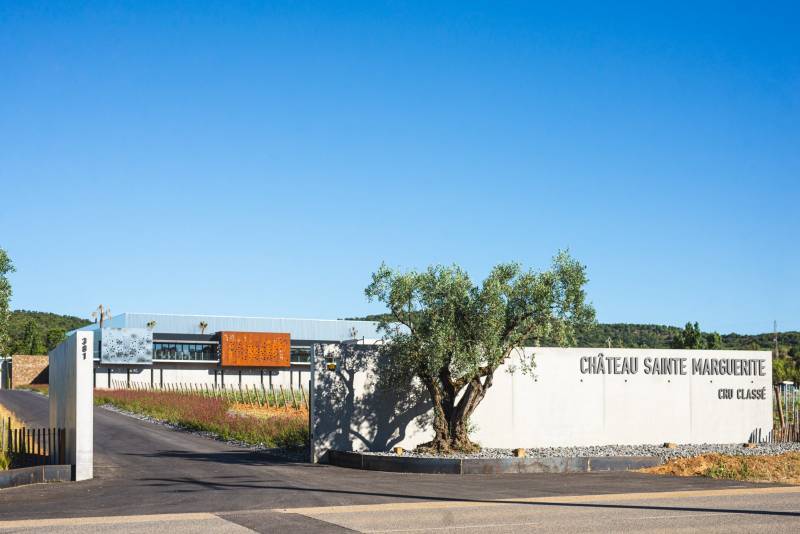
[94,389,308,449]
[16,384,48,396]
[642,453,800,485]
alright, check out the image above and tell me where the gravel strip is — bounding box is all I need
[99,403,305,461]
[362,443,800,462]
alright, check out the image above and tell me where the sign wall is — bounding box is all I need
[311,346,773,458]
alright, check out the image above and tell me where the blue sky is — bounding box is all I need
[1,2,798,334]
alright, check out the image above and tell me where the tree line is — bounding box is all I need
[352,315,800,384]
[5,310,90,356]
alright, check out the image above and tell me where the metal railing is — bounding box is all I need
[104,381,310,411]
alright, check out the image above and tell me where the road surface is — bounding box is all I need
[1,390,798,532]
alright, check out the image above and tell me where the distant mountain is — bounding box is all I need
[7,310,91,355]
[578,323,799,351]
[349,314,799,352]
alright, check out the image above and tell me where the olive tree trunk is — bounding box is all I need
[417,373,494,453]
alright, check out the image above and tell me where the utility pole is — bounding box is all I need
[774,320,779,357]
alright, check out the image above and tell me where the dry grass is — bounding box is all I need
[0,403,25,470]
[641,452,800,485]
[94,389,308,449]
[0,403,24,427]
[229,402,308,419]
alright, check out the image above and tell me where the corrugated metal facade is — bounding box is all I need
[77,312,382,342]
[76,312,383,390]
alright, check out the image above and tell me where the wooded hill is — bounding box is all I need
[351,314,799,352]
[7,310,90,355]
[9,308,800,358]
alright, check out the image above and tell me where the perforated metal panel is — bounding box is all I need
[219,331,291,367]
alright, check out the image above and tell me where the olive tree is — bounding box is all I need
[365,251,595,453]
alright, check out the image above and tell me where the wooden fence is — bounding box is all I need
[1,418,66,468]
[765,384,800,443]
[106,381,309,411]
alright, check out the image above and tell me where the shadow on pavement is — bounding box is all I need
[124,449,310,466]
[136,476,800,518]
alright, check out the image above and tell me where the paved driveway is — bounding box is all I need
[1,390,797,532]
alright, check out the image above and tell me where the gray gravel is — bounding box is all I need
[364,442,800,462]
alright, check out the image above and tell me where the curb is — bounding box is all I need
[0,465,72,489]
[327,451,661,474]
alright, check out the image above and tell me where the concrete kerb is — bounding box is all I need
[327,450,661,474]
[0,465,72,489]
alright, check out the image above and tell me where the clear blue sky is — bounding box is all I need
[1,2,798,334]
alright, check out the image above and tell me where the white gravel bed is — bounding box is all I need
[363,442,800,462]
[99,404,306,461]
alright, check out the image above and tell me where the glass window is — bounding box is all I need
[291,346,311,363]
[153,342,218,360]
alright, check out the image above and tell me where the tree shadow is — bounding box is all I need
[134,476,800,518]
[313,343,432,457]
[122,448,310,466]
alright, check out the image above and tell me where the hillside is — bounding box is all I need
[7,310,91,355]
[350,314,799,352]
[578,323,800,351]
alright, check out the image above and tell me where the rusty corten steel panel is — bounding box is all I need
[219,331,291,367]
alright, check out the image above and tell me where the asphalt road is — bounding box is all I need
[1,389,798,533]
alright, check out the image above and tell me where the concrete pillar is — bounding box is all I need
[49,331,94,481]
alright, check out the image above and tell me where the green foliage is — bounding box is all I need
[7,310,90,355]
[351,318,800,354]
[0,247,14,357]
[352,314,800,386]
[45,328,66,350]
[18,320,45,355]
[670,323,723,350]
[572,323,799,354]
[706,331,723,350]
[705,459,735,479]
[671,322,709,349]
[706,457,755,481]
[365,251,595,452]
[773,357,800,385]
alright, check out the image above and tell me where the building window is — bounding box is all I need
[153,342,218,361]
[290,346,311,364]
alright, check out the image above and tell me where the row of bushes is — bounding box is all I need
[94,389,308,449]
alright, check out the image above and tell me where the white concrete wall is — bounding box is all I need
[311,346,773,458]
[49,331,93,481]
[93,364,310,390]
[473,348,772,447]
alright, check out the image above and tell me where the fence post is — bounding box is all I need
[277,385,286,410]
[776,385,786,429]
